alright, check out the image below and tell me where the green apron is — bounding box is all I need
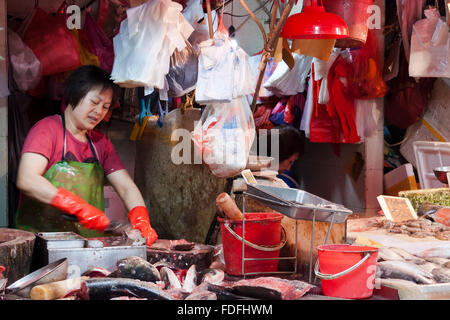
[15,114,106,238]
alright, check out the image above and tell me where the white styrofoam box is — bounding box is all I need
[413,141,450,189]
[104,186,127,221]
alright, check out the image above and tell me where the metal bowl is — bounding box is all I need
[5,258,68,298]
[433,166,450,184]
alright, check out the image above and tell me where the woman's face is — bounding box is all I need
[278,153,299,173]
[70,87,113,131]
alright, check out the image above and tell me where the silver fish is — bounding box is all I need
[182,265,197,293]
[432,268,450,283]
[377,247,405,261]
[197,268,225,285]
[425,257,450,267]
[378,260,436,285]
[160,267,182,290]
[420,247,450,259]
[185,291,217,300]
[413,260,440,273]
[388,247,424,263]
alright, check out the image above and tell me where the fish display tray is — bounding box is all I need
[36,232,87,249]
[34,234,146,277]
[246,184,353,224]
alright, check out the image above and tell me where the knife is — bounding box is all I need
[61,213,133,235]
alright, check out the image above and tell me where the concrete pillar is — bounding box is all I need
[0,0,8,227]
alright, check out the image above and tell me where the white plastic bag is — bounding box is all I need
[313,49,340,105]
[409,8,450,78]
[7,30,42,92]
[111,0,194,89]
[232,44,255,99]
[182,0,204,27]
[165,41,198,97]
[263,53,313,97]
[300,75,313,138]
[191,97,256,178]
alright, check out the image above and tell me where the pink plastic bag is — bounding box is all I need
[84,12,114,73]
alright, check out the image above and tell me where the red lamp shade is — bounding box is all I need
[280,0,349,39]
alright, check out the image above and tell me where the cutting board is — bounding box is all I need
[146,240,215,271]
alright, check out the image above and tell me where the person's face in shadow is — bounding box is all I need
[278,152,299,173]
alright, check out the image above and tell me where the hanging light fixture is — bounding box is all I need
[280,0,349,39]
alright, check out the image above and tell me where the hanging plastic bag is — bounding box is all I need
[182,0,204,27]
[196,32,235,103]
[349,29,389,99]
[23,7,81,76]
[409,8,450,78]
[84,11,115,73]
[111,0,194,89]
[191,97,256,178]
[232,44,255,98]
[248,54,278,98]
[263,53,313,97]
[165,41,198,97]
[7,30,42,92]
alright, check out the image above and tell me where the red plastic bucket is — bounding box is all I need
[315,244,378,299]
[218,212,285,276]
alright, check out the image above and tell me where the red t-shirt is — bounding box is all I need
[21,114,125,176]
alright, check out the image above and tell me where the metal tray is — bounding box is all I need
[36,232,87,249]
[246,184,353,224]
[46,237,147,277]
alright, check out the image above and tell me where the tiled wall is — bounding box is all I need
[0,0,8,226]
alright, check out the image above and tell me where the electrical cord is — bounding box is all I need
[222,0,272,18]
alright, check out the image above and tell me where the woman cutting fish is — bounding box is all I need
[14,65,158,246]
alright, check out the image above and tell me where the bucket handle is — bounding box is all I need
[223,222,287,252]
[314,252,371,280]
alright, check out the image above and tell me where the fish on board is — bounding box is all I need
[113,256,161,282]
[79,278,175,300]
[197,268,225,285]
[182,264,197,293]
[82,267,111,278]
[160,267,182,290]
[420,247,450,259]
[185,291,217,300]
[377,260,436,285]
[431,268,450,284]
[377,247,406,262]
[230,277,312,300]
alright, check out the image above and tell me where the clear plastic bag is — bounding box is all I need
[8,30,42,92]
[409,8,450,78]
[191,97,256,178]
[111,0,194,89]
[165,41,198,97]
[263,53,313,97]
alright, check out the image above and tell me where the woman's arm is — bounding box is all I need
[106,169,146,211]
[16,152,59,204]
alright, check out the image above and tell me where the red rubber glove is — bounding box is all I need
[50,188,110,232]
[128,206,158,246]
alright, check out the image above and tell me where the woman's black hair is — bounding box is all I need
[260,125,306,162]
[64,65,117,109]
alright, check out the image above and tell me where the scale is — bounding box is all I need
[240,182,353,283]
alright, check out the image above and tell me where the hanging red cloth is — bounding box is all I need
[326,56,360,143]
